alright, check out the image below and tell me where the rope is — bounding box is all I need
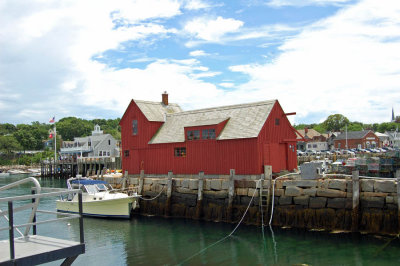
[268,172,299,226]
[178,179,261,265]
[139,186,165,201]
[268,179,276,225]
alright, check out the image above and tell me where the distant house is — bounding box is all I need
[60,125,119,158]
[375,132,390,147]
[296,128,328,151]
[326,132,340,150]
[334,130,380,149]
[120,93,298,175]
[385,130,400,148]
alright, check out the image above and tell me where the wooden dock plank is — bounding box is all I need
[0,235,84,265]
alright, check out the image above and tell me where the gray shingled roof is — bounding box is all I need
[335,130,371,140]
[74,134,108,144]
[149,100,277,144]
[135,100,182,122]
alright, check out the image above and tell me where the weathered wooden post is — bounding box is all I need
[122,170,128,190]
[265,165,273,219]
[195,171,204,219]
[100,167,105,180]
[351,170,360,232]
[138,170,145,195]
[396,170,400,233]
[165,171,173,216]
[258,173,265,225]
[227,169,235,222]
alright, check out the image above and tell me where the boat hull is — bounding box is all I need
[56,196,137,219]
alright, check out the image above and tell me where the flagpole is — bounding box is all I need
[54,118,57,163]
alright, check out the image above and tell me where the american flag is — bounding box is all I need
[49,116,55,123]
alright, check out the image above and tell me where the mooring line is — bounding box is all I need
[177,179,261,265]
[139,186,165,201]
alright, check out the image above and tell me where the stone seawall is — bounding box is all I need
[105,169,400,235]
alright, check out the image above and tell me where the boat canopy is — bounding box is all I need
[70,179,108,185]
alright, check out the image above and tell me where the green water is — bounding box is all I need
[1,175,400,266]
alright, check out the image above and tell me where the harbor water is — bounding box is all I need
[1,174,400,265]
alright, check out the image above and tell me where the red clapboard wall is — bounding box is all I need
[120,99,297,175]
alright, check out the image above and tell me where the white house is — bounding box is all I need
[60,125,119,158]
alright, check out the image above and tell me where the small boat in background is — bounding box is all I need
[8,169,30,175]
[0,170,9,177]
[56,176,139,219]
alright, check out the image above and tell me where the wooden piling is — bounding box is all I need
[165,171,173,216]
[122,170,128,190]
[258,174,265,225]
[396,170,400,233]
[352,170,360,232]
[138,170,144,195]
[227,169,235,222]
[195,171,204,219]
[264,165,272,219]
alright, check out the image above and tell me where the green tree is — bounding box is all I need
[347,122,363,131]
[322,114,350,132]
[0,135,22,153]
[56,117,92,140]
[0,123,17,135]
[377,122,398,133]
[312,124,327,134]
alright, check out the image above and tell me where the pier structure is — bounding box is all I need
[104,167,400,235]
[0,177,85,265]
[40,157,121,178]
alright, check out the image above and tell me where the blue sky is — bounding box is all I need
[0,0,399,125]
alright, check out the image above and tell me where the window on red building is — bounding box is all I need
[202,129,216,139]
[174,147,186,157]
[132,120,138,135]
[187,130,200,140]
[124,150,129,157]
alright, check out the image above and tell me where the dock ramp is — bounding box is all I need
[0,177,85,265]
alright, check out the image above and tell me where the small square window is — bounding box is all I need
[174,147,186,157]
[275,118,280,125]
[124,150,129,157]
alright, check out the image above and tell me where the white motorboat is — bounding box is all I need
[56,177,139,219]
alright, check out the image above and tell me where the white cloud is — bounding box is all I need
[219,82,235,88]
[230,0,400,123]
[78,59,225,112]
[0,0,184,123]
[182,0,213,10]
[184,16,244,42]
[267,0,352,7]
[189,50,209,56]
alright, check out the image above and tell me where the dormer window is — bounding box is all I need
[202,129,216,139]
[187,130,200,140]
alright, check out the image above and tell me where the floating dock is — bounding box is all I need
[0,178,85,265]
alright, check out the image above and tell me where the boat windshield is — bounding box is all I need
[85,185,98,194]
[96,183,108,192]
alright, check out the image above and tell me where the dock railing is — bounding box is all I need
[0,177,84,264]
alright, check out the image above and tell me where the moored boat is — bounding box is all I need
[56,177,139,219]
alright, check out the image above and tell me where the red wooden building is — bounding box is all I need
[120,93,298,175]
[333,130,381,149]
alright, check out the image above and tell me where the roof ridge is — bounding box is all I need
[167,99,277,117]
[134,99,180,106]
